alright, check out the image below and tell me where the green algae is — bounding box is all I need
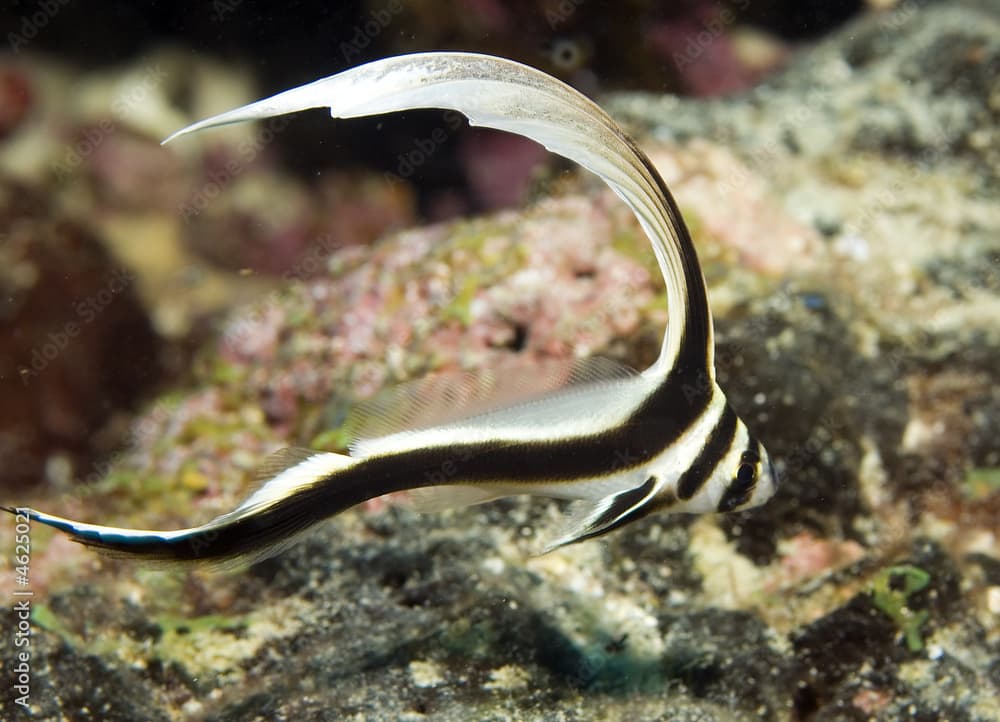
[176,416,243,445]
[92,468,172,499]
[870,565,931,652]
[439,617,501,659]
[440,275,481,325]
[283,303,312,330]
[207,358,248,385]
[611,227,661,283]
[31,604,74,640]
[677,204,705,245]
[156,612,247,639]
[310,425,352,452]
[442,221,507,256]
[433,221,531,326]
[146,613,257,677]
[35,587,262,680]
[962,466,1000,500]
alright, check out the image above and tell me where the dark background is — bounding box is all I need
[1,0,865,184]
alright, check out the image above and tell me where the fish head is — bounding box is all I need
[749,443,780,508]
[714,429,779,513]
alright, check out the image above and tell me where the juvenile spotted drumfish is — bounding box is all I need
[6,53,778,566]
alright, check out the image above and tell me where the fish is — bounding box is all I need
[5,52,778,567]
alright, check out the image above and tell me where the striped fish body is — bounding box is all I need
[5,53,777,567]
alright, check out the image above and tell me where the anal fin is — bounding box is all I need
[408,485,504,513]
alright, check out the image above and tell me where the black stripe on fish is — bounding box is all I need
[349,356,715,487]
[717,440,761,513]
[628,140,714,363]
[676,403,737,500]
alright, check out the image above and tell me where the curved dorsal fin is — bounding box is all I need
[162,52,714,377]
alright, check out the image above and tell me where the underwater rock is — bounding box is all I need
[612,0,1000,567]
[6,3,1000,721]
[181,170,415,277]
[0,600,173,722]
[609,1,1000,177]
[375,0,789,97]
[0,181,161,490]
[0,64,33,140]
[457,127,549,210]
[83,127,186,213]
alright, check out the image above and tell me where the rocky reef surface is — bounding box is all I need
[2,2,1000,721]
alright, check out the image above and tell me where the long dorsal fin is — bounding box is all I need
[162,51,714,377]
[342,356,638,453]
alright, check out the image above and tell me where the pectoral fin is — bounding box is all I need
[543,476,661,552]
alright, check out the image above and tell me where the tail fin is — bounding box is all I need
[5,448,356,569]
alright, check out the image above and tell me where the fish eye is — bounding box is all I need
[736,450,759,486]
[717,451,760,513]
[736,461,757,486]
[550,39,584,71]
